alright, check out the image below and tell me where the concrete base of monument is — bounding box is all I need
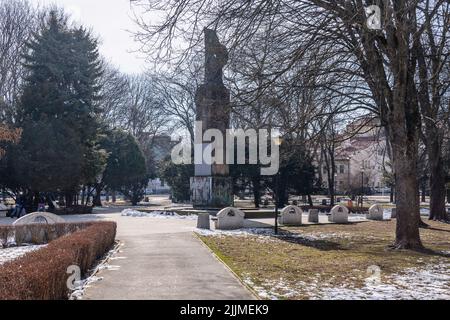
[190,176,234,209]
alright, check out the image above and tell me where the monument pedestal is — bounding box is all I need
[190,29,233,210]
[190,176,233,208]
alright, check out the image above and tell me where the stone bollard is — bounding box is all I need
[391,208,397,219]
[279,205,303,226]
[367,204,384,221]
[308,209,319,223]
[328,205,349,224]
[197,213,210,230]
[215,208,245,230]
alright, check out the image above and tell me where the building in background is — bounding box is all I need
[145,135,175,195]
[320,119,390,194]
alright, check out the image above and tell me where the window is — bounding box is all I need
[339,165,345,174]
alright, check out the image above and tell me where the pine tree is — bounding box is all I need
[13,10,104,206]
[100,129,149,206]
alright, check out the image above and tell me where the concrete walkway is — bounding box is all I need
[82,210,254,300]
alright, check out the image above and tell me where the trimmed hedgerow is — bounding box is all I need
[0,221,116,300]
[0,222,104,247]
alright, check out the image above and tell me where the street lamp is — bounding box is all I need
[360,166,365,207]
[273,137,283,235]
[334,173,338,204]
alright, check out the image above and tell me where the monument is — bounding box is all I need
[190,29,233,208]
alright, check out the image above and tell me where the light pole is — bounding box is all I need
[274,172,279,234]
[274,137,283,235]
[334,173,338,204]
[360,167,365,207]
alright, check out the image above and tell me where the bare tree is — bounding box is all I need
[131,0,450,249]
[148,61,199,144]
[0,0,37,122]
[415,1,450,221]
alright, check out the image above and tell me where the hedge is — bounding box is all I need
[0,222,103,247]
[0,221,116,300]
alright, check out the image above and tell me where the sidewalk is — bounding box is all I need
[83,213,255,300]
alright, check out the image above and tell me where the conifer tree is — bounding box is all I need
[14,10,104,207]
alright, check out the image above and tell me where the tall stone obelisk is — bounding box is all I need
[190,28,233,208]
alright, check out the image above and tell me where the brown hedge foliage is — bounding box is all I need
[0,221,116,300]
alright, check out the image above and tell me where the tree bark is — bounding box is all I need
[93,184,102,207]
[307,194,313,207]
[390,186,395,203]
[421,182,426,203]
[427,138,448,221]
[389,127,423,249]
[252,177,261,208]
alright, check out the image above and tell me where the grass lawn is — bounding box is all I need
[198,220,450,300]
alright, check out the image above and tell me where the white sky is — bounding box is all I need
[30,0,149,74]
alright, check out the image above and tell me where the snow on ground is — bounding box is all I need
[198,227,449,300]
[382,209,393,219]
[243,262,450,300]
[121,209,197,220]
[383,207,432,218]
[195,228,356,242]
[0,245,46,265]
[69,242,123,300]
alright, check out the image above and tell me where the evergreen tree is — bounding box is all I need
[101,129,149,206]
[13,10,104,207]
[159,157,193,203]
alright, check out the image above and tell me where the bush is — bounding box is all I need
[0,222,102,247]
[0,221,116,300]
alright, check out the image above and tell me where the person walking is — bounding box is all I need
[11,196,26,219]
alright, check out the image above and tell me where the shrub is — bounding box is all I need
[0,221,116,300]
[0,222,103,246]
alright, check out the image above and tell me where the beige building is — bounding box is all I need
[320,119,390,194]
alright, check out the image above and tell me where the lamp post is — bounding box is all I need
[334,173,338,204]
[274,137,283,235]
[360,166,365,207]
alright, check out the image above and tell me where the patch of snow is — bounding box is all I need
[69,242,122,300]
[98,264,121,271]
[69,276,103,300]
[420,208,430,216]
[121,209,197,220]
[195,228,355,243]
[0,245,46,265]
[383,208,393,220]
[243,263,450,300]
[384,207,432,218]
[348,215,369,222]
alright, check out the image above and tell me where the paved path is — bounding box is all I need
[82,210,254,300]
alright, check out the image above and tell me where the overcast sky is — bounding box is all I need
[30,0,149,74]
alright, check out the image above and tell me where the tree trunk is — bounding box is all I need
[65,192,73,207]
[390,138,423,249]
[390,186,395,203]
[307,194,313,207]
[252,177,261,208]
[277,177,288,208]
[427,140,448,221]
[93,184,102,207]
[421,183,426,203]
[81,186,86,206]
